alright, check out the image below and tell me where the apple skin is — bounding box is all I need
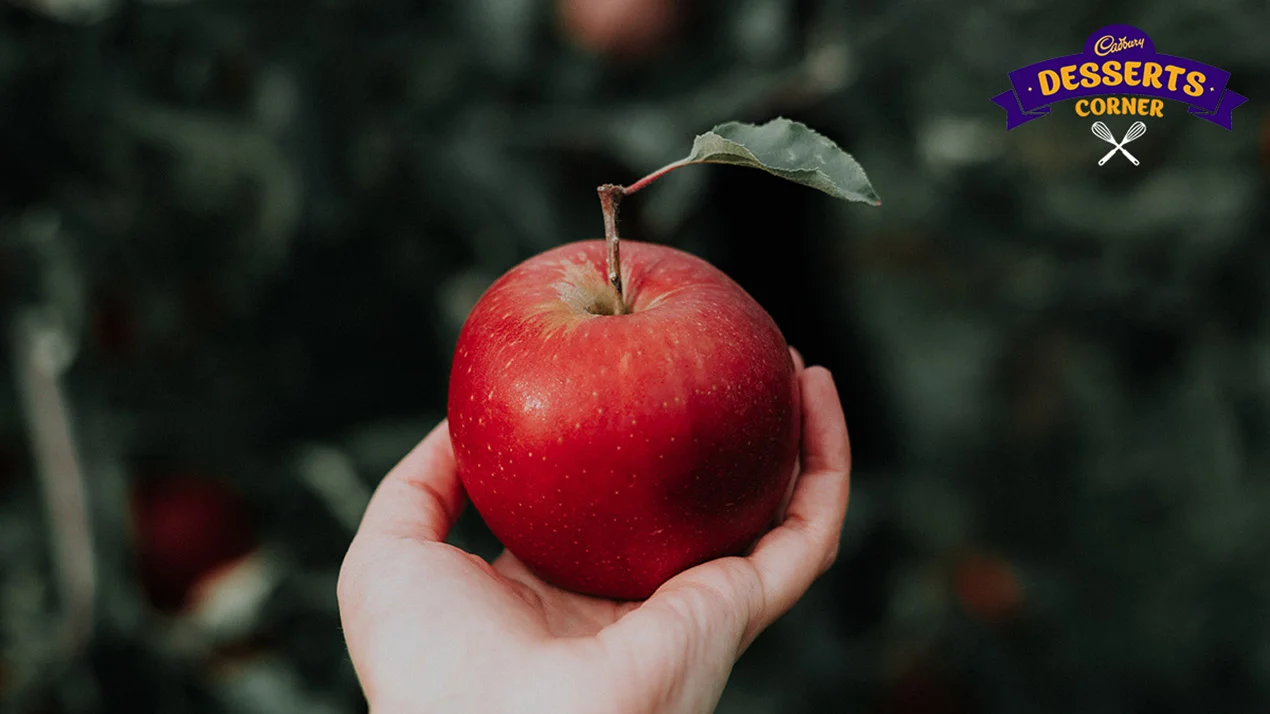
[449,240,800,600]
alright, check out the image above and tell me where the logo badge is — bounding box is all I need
[992,25,1247,132]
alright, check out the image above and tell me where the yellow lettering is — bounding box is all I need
[1137,98,1149,115]
[1107,97,1121,113]
[1038,69,1061,95]
[1090,97,1106,114]
[1101,61,1122,87]
[1150,99,1164,117]
[1075,99,1090,116]
[1061,65,1079,91]
[1142,62,1163,89]
[1184,71,1206,97]
[1123,61,1142,87]
[1163,64,1186,92]
[1079,62,1101,88]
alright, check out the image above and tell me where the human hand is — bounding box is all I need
[337,350,851,714]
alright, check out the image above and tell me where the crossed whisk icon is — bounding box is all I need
[1091,121,1147,166]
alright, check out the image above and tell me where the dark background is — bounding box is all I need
[2,0,1268,712]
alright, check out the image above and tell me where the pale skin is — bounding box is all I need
[337,349,851,713]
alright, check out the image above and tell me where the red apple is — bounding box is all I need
[951,552,1023,626]
[557,0,681,61]
[449,239,800,600]
[131,474,256,612]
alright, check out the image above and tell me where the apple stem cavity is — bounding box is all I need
[597,183,627,315]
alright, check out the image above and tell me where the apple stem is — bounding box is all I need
[597,183,627,315]
[595,162,695,315]
[620,160,689,197]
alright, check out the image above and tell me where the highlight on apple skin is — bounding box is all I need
[448,239,801,600]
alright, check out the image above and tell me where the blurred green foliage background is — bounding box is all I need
[2,0,1268,712]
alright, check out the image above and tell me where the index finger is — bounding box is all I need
[354,419,467,543]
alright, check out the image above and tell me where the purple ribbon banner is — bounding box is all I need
[992,25,1247,130]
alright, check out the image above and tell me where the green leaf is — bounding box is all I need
[671,118,880,206]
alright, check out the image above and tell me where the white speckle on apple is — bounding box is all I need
[523,395,545,413]
[592,391,599,398]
